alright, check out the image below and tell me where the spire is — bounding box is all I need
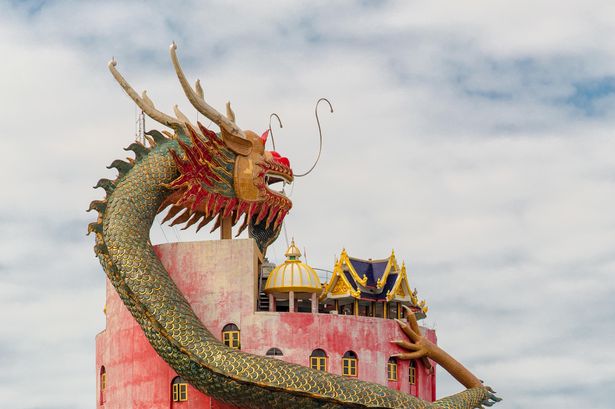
[285,238,302,259]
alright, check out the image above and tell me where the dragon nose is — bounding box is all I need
[271,151,290,168]
[277,156,290,168]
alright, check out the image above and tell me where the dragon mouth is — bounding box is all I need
[264,171,293,196]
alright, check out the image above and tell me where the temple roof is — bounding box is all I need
[320,249,428,316]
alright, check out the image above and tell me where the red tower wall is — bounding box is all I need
[95,239,436,408]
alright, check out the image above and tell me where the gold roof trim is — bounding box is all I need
[375,249,398,289]
[339,249,368,287]
[386,261,406,302]
[385,262,428,313]
[319,259,361,301]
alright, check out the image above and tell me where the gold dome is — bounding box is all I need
[264,240,321,294]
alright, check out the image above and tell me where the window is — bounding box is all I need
[342,351,358,377]
[266,348,283,357]
[172,376,188,402]
[387,357,398,381]
[310,349,328,371]
[409,360,416,385]
[99,366,106,405]
[222,324,240,349]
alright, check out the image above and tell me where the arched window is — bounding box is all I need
[342,351,358,377]
[387,357,398,381]
[266,347,283,357]
[310,349,328,371]
[99,366,106,405]
[409,360,417,385]
[222,323,240,349]
[172,376,188,402]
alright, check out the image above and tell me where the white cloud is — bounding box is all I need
[1,1,614,408]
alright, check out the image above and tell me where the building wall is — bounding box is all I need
[96,239,436,408]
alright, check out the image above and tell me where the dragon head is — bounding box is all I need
[108,43,294,254]
[159,123,293,254]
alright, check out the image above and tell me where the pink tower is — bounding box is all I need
[95,239,436,408]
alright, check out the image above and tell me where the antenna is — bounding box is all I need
[135,106,145,144]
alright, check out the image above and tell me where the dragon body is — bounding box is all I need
[89,44,501,409]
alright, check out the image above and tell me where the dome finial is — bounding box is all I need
[285,238,302,259]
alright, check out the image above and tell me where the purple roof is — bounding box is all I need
[343,271,357,288]
[358,273,398,301]
[347,257,389,288]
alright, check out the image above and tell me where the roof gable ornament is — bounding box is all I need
[376,249,398,289]
[319,257,361,301]
[339,250,368,287]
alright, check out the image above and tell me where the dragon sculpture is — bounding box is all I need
[89,43,501,409]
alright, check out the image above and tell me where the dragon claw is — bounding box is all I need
[481,386,502,406]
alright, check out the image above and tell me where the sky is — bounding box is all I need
[1,0,614,408]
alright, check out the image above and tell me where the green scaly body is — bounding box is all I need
[89,131,493,409]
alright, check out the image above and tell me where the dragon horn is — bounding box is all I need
[108,59,184,131]
[169,42,253,156]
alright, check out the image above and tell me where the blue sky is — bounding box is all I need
[1,1,614,408]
